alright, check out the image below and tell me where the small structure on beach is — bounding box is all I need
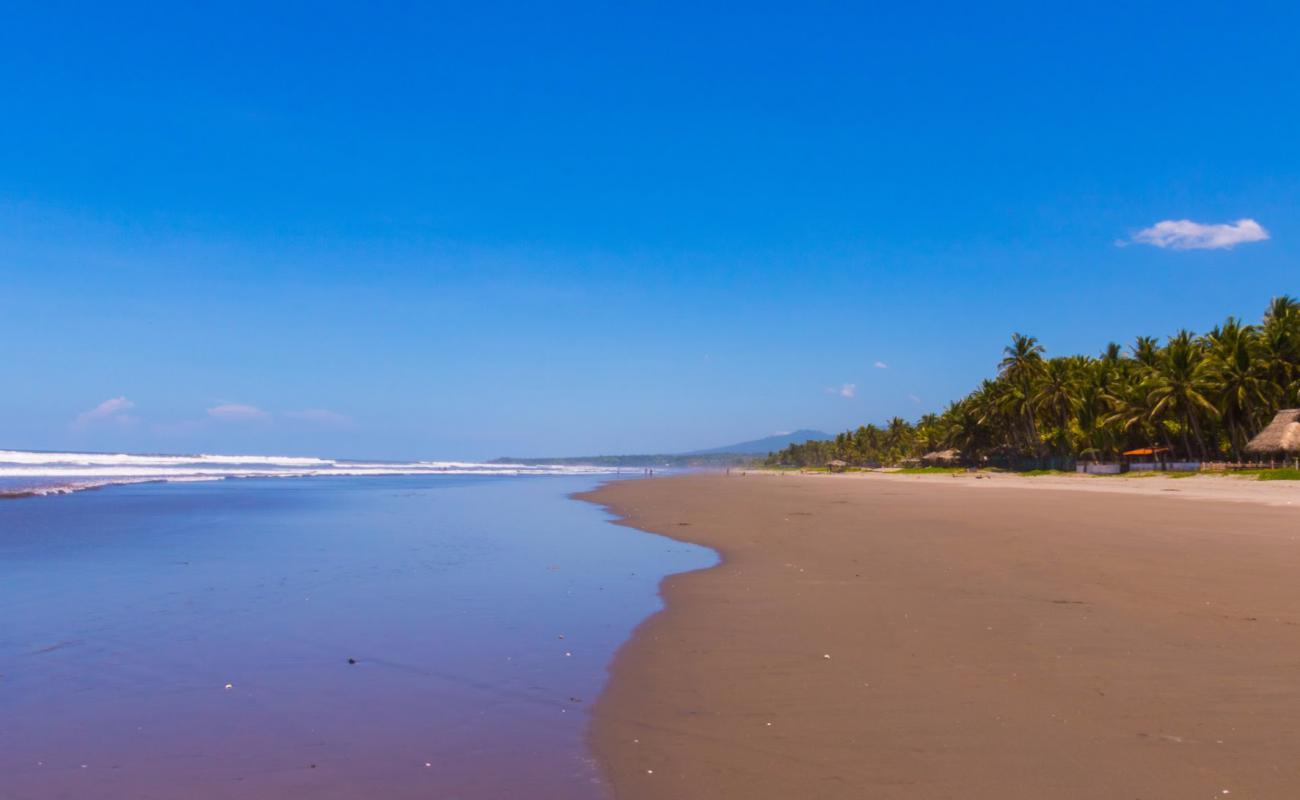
[1122,446,1170,471]
[920,449,961,467]
[827,459,849,473]
[1245,409,1300,463]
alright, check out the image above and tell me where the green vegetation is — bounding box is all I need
[768,297,1300,469]
[1244,468,1300,481]
[893,466,964,475]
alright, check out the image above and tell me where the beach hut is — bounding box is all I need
[921,449,961,467]
[1244,409,1300,466]
[827,459,849,473]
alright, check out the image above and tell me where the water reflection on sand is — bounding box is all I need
[0,475,713,799]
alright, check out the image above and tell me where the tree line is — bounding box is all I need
[767,297,1300,469]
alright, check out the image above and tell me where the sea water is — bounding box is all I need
[0,474,714,799]
[0,449,623,498]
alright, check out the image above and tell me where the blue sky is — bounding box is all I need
[2,1,1298,459]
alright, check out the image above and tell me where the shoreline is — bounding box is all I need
[579,473,1300,798]
[2,475,694,800]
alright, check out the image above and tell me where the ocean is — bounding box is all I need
[0,449,623,498]
[0,465,714,798]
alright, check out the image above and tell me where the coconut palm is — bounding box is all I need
[998,333,1046,461]
[914,413,944,453]
[944,399,987,462]
[1132,336,1161,367]
[883,417,912,462]
[1203,318,1269,459]
[1032,358,1081,457]
[767,299,1300,470]
[1260,295,1300,407]
[1104,372,1170,457]
[1144,331,1217,459]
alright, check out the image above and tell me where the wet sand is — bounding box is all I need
[0,476,712,800]
[578,473,1300,799]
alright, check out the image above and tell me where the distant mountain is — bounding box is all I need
[685,429,831,456]
[491,429,832,467]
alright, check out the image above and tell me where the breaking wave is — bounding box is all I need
[0,449,624,499]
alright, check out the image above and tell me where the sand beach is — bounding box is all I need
[580,472,1300,799]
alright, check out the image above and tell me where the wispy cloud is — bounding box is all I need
[207,403,271,423]
[72,396,137,429]
[828,383,857,399]
[907,393,922,404]
[1126,218,1269,250]
[874,361,888,369]
[285,408,352,426]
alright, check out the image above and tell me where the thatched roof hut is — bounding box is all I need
[827,459,848,472]
[1245,409,1300,455]
[921,449,962,466]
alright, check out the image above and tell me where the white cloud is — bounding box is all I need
[72,396,137,429]
[285,408,351,426]
[874,361,888,369]
[907,393,922,404]
[1127,218,1269,250]
[838,383,857,399]
[207,403,271,422]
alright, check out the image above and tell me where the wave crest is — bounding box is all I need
[0,449,627,498]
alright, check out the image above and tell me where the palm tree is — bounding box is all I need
[884,416,912,463]
[1145,331,1217,459]
[944,399,986,463]
[1203,318,1269,460]
[1261,295,1300,408]
[915,413,944,453]
[1077,362,1116,462]
[1032,357,1081,457]
[999,333,1046,462]
[1132,336,1161,367]
[768,298,1300,471]
[973,379,1019,457]
[1104,375,1166,457]
[1264,294,1300,326]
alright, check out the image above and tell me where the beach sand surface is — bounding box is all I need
[579,473,1300,799]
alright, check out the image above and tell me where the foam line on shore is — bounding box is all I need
[0,449,631,498]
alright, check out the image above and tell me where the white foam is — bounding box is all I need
[0,449,622,497]
[0,450,336,468]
